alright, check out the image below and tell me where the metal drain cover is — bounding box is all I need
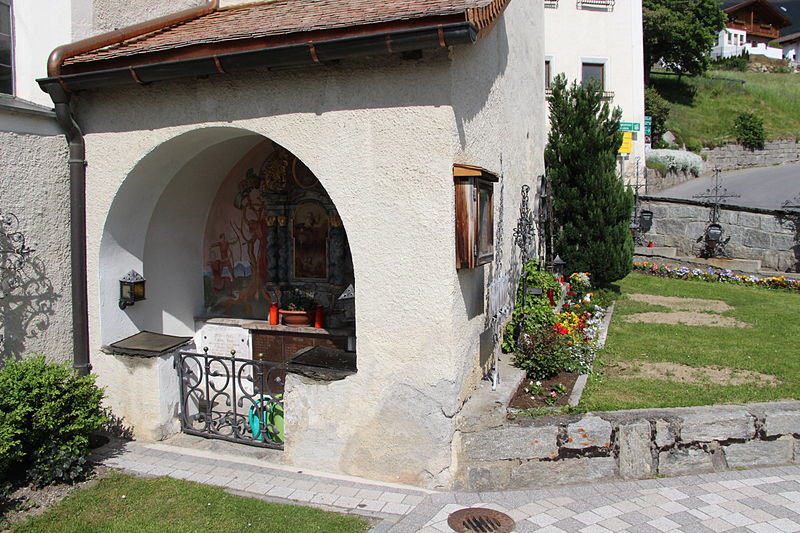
[447,507,516,533]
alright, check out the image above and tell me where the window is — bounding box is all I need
[545,60,551,91]
[581,62,605,89]
[0,0,11,95]
[454,164,498,269]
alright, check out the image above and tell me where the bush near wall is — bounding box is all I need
[646,149,703,177]
[0,356,106,494]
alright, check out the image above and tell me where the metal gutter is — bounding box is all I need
[47,1,219,79]
[38,22,478,93]
[41,84,90,376]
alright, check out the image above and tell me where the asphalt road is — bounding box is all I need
[652,162,800,210]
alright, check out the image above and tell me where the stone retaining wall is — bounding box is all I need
[701,139,799,173]
[456,402,800,491]
[640,196,798,272]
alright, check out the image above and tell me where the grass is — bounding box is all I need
[11,473,371,533]
[651,70,800,148]
[579,272,800,411]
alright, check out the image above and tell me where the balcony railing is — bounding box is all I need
[577,0,615,10]
[728,20,780,39]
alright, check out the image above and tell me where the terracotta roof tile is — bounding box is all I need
[65,0,496,65]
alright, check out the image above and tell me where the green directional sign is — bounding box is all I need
[644,116,652,124]
[645,125,652,135]
[619,122,640,132]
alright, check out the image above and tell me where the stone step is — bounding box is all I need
[634,246,677,258]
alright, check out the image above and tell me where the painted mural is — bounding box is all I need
[202,140,342,319]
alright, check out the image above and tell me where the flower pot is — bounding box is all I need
[279,309,314,327]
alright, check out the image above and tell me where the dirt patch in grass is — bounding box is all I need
[608,360,779,386]
[622,311,750,327]
[627,293,734,313]
[622,293,750,327]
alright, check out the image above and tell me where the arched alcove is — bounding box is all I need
[99,128,355,348]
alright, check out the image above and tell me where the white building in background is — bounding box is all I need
[775,31,800,62]
[711,28,784,59]
[543,0,646,181]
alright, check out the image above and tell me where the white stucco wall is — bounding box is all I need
[544,0,646,180]
[70,4,544,488]
[448,0,545,405]
[0,122,72,364]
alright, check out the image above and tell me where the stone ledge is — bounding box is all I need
[457,401,800,491]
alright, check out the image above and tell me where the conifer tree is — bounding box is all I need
[545,75,634,284]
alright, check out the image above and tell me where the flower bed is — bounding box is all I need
[508,271,608,410]
[633,261,800,292]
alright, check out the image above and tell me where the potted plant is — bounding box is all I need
[279,288,316,326]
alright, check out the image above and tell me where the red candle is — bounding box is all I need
[546,289,555,306]
[314,305,324,329]
[269,303,278,325]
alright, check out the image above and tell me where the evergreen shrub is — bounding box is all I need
[644,87,670,141]
[545,75,634,284]
[0,356,106,488]
[733,112,765,150]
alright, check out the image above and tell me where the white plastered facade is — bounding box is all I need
[543,0,646,181]
[69,0,544,488]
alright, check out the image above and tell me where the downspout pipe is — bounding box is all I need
[45,84,90,376]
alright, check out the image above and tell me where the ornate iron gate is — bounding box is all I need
[178,348,285,449]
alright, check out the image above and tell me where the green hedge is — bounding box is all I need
[0,356,106,489]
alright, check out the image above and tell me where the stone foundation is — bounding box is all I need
[639,197,799,272]
[456,402,800,491]
[701,139,799,173]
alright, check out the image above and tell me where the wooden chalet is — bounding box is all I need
[723,0,793,43]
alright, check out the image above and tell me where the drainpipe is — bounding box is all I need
[45,83,90,376]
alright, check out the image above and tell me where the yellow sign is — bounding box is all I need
[618,131,633,154]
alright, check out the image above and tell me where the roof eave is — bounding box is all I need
[38,22,480,94]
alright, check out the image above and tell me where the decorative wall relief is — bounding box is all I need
[203,140,354,320]
[293,202,329,280]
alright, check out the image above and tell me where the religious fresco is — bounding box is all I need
[202,140,347,319]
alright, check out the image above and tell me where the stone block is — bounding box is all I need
[718,211,739,225]
[511,457,617,486]
[465,462,513,492]
[658,447,714,476]
[737,213,763,229]
[619,420,653,479]
[564,416,613,449]
[763,409,800,437]
[742,229,772,249]
[679,408,755,442]
[771,234,796,251]
[463,425,559,462]
[655,420,676,448]
[723,437,793,468]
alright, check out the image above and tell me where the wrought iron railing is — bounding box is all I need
[178,349,285,449]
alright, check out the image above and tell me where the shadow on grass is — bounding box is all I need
[650,74,697,106]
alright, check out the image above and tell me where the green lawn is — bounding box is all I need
[579,273,800,411]
[651,70,800,148]
[11,473,370,533]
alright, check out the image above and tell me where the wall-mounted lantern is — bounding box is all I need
[553,255,566,278]
[119,270,146,309]
[705,223,723,243]
[639,210,654,234]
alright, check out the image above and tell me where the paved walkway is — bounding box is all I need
[94,439,800,533]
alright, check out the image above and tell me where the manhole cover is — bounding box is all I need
[447,507,516,533]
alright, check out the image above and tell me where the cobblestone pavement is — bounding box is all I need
[95,440,800,533]
[392,466,800,533]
